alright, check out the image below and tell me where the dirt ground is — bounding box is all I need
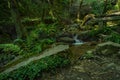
[40,55,120,80]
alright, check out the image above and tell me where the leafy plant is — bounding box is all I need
[101,27,113,34]
[88,29,99,37]
[0,55,70,80]
[88,26,113,36]
[86,0,115,15]
[0,44,21,54]
[37,22,57,35]
[104,32,120,43]
[0,44,21,67]
[26,38,55,55]
[81,51,94,59]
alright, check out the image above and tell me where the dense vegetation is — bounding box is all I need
[0,0,120,80]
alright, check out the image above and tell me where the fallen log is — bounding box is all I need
[81,12,120,26]
[0,45,69,74]
[95,11,120,17]
[86,15,120,26]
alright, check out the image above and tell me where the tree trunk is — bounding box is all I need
[10,0,27,39]
[76,0,83,22]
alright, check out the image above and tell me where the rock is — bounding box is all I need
[103,63,117,71]
[118,51,120,58]
[95,41,120,57]
[57,37,75,43]
[86,50,93,54]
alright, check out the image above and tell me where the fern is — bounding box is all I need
[0,44,21,54]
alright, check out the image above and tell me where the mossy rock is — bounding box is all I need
[95,41,120,57]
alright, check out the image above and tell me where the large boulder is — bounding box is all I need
[94,41,120,58]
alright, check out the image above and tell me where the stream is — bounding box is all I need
[73,34,84,45]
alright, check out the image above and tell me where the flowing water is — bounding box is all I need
[73,34,84,45]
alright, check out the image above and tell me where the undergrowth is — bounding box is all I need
[0,44,22,67]
[104,31,120,44]
[0,54,70,80]
[88,26,120,43]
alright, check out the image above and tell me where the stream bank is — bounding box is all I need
[40,42,120,80]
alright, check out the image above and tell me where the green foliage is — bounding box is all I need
[88,26,120,43]
[88,27,113,37]
[37,22,57,35]
[104,32,120,43]
[27,38,54,54]
[25,23,56,54]
[50,0,69,18]
[0,55,70,80]
[40,38,55,46]
[13,39,25,47]
[0,0,11,24]
[30,43,42,54]
[88,29,100,37]
[82,0,105,15]
[81,51,94,59]
[27,23,56,44]
[114,0,120,10]
[0,44,22,67]
[100,27,113,34]
[91,1,104,15]
[85,0,115,15]
[86,27,114,42]
[0,44,21,54]
[11,0,47,18]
